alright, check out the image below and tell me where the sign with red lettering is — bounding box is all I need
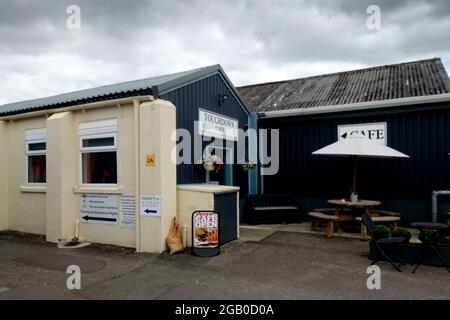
[193,211,219,248]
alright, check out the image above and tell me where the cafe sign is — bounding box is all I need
[198,109,238,141]
[338,122,387,145]
[192,211,220,257]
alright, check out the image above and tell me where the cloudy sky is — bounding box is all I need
[1,0,450,105]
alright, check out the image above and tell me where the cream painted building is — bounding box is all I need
[0,65,254,253]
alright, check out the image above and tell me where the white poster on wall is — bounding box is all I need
[120,194,136,228]
[140,195,161,217]
[338,122,387,145]
[80,194,118,224]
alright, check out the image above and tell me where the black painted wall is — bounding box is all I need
[161,73,249,199]
[260,102,450,224]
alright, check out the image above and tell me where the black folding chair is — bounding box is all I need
[361,213,406,272]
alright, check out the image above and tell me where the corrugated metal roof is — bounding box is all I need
[0,65,217,116]
[237,58,450,113]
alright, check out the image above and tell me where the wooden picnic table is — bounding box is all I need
[327,199,382,239]
[328,199,381,215]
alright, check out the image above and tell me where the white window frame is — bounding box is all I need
[25,129,47,185]
[79,119,118,187]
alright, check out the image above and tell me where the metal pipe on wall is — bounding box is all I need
[431,190,450,222]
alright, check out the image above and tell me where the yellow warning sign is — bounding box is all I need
[146,154,156,167]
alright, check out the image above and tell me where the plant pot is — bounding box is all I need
[203,162,215,172]
[350,194,359,203]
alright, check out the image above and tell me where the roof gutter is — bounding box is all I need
[0,95,154,121]
[259,93,450,119]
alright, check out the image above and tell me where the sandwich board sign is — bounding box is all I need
[192,211,220,257]
[338,122,387,145]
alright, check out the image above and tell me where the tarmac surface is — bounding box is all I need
[0,229,449,300]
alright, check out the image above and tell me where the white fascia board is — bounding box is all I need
[259,93,450,119]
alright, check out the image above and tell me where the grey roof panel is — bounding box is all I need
[238,58,450,112]
[0,65,215,115]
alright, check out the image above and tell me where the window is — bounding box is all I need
[25,129,47,184]
[79,119,118,185]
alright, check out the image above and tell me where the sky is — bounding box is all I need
[1,0,450,105]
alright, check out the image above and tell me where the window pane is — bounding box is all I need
[28,142,46,152]
[28,155,46,183]
[82,152,117,184]
[82,137,114,148]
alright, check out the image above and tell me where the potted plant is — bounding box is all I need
[392,227,411,243]
[202,154,223,173]
[373,224,390,239]
[418,229,440,244]
[350,189,358,203]
[241,161,256,171]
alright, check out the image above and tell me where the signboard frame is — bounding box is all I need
[198,108,239,141]
[191,210,220,257]
[338,122,387,145]
[79,193,119,225]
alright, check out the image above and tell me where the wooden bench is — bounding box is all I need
[370,210,401,217]
[308,211,339,238]
[355,216,401,240]
[247,194,302,224]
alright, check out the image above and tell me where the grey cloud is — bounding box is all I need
[0,0,449,104]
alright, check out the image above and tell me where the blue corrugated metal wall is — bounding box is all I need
[161,73,249,199]
[260,102,450,224]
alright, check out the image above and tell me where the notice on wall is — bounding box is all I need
[146,154,156,167]
[338,122,387,145]
[80,194,118,225]
[140,195,161,217]
[198,109,239,141]
[120,194,136,228]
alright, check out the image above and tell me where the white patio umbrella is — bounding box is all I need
[312,138,409,190]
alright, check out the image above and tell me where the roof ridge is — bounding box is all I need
[237,58,445,89]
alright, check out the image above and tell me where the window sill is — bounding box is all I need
[20,185,47,193]
[73,186,123,194]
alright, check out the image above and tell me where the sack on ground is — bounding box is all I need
[166,217,184,255]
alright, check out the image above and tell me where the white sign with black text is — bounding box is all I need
[120,194,136,228]
[338,122,387,145]
[198,109,239,141]
[80,194,118,224]
[140,195,161,217]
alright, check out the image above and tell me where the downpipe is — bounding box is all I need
[431,190,450,222]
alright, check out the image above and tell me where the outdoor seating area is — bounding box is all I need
[308,199,401,240]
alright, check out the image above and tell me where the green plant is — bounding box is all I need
[418,229,440,244]
[241,161,256,170]
[392,227,411,243]
[373,224,390,239]
[350,188,358,195]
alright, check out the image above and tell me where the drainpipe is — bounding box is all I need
[431,190,450,222]
[134,99,141,252]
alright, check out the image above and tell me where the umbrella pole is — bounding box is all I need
[352,159,356,191]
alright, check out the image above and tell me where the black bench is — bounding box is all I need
[246,194,303,225]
